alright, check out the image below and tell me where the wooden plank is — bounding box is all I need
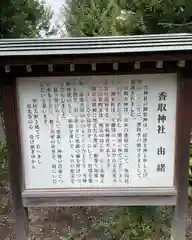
[23,195,177,207]
[0,61,182,79]
[171,73,192,240]
[1,78,28,239]
[22,187,177,198]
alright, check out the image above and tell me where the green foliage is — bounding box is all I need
[61,0,123,36]
[0,141,12,215]
[121,0,192,34]
[62,0,192,36]
[0,141,8,181]
[59,206,172,239]
[0,0,56,38]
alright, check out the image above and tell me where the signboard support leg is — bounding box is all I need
[171,76,192,240]
[1,80,28,239]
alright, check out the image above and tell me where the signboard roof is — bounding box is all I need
[0,33,192,57]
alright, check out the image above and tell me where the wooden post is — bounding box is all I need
[171,74,192,240]
[1,78,28,239]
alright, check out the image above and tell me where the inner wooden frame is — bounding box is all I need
[1,57,191,207]
[17,74,177,194]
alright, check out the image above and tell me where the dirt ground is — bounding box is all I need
[0,186,192,240]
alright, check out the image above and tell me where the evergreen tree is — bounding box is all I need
[0,0,56,38]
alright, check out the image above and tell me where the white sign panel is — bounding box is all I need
[17,74,177,190]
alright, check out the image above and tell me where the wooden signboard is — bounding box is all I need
[1,34,192,239]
